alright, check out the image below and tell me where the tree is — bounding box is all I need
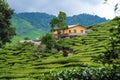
[41,33,56,51]
[50,11,68,39]
[24,37,30,40]
[0,0,16,47]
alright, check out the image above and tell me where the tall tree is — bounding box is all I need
[50,11,68,39]
[0,0,16,47]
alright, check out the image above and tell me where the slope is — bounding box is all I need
[12,13,107,39]
[0,18,119,79]
[14,13,55,31]
[66,14,107,26]
[12,15,46,38]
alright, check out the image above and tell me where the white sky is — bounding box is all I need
[6,0,120,19]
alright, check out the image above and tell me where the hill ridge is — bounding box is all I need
[12,12,108,38]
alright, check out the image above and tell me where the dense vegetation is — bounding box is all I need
[13,13,54,31]
[66,14,107,26]
[12,13,107,38]
[12,15,47,39]
[0,17,119,79]
[41,33,55,51]
[0,0,119,79]
[50,11,68,39]
[0,0,15,47]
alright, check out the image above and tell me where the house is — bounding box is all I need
[53,24,87,38]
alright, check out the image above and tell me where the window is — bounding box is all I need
[80,30,83,33]
[69,30,71,33]
[73,29,77,33]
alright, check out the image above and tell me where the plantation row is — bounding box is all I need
[0,17,120,80]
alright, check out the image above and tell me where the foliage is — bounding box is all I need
[12,13,107,38]
[50,11,68,39]
[0,13,119,80]
[33,44,46,58]
[92,17,120,65]
[66,13,107,26]
[41,33,56,51]
[50,18,60,32]
[12,16,46,38]
[14,13,55,31]
[0,0,15,47]
[23,37,30,40]
[48,66,120,80]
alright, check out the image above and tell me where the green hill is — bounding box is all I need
[14,13,55,31]
[0,17,119,79]
[66,14,107,26]
[12,15,46,39]
[12,13,107,38]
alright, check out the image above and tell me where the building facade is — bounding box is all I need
[53,24,86,38]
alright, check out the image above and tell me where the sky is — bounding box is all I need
[6,0,120,19]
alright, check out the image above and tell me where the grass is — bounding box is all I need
[0,18,120,79]
[12,17,46,39]
[0,46,100,79]
[0,45,102,80]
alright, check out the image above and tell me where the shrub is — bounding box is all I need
[47,66,120,80]
[23,37,30,40]
[41,33,56,52]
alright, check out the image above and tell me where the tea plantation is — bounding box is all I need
[0,18,120,80]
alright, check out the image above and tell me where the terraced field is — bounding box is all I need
[0,46,99,80]
[0,18,120,79]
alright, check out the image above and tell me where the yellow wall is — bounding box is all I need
[54,31,58,34]
[65,25,86,34]
[53,25,86,35]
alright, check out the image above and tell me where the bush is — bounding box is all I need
[46,66,120,80]
[23,37,30,40]
[41,33,56,51]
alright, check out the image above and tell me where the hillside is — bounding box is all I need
[12,13,107,38]
[66,14,107,26]
[0,17,119,79]
[13,13,55,31]
[12,14,47,39]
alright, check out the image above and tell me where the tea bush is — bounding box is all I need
[44,66,120,80]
